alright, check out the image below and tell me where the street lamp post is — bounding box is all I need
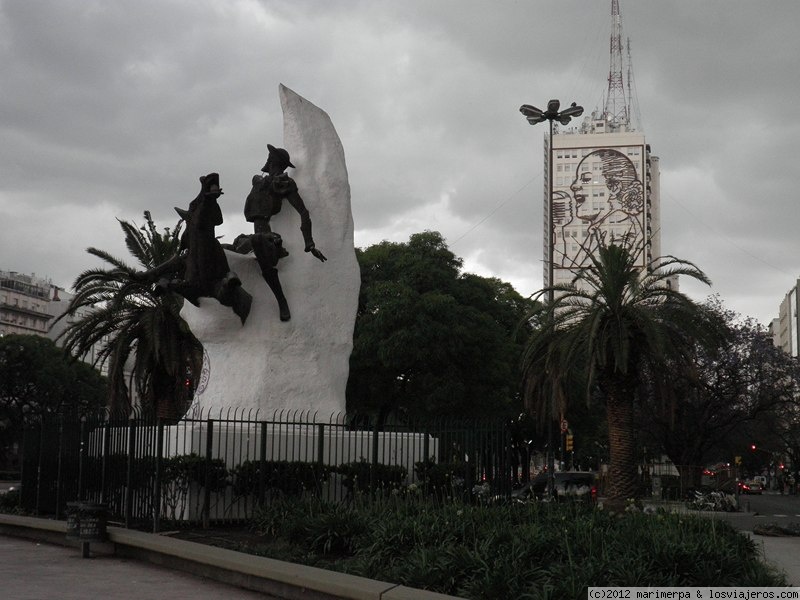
[519,99,583,497]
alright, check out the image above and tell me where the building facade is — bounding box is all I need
[0,270,59,337]
[0,269,108,376]
[773,280,800,357]
[544,115,661,288]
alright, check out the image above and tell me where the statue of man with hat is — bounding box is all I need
[135,173,252,325]
[239,144,326,321]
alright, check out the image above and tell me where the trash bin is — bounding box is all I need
[65,502,81,541]
[78,503,108,543]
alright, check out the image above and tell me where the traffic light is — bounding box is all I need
[566,434,574,452]
[750,444,757,451]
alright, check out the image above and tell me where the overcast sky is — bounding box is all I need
[2,0,798,326]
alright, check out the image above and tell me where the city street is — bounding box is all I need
[0,481,20,494]
[701,492,800,532]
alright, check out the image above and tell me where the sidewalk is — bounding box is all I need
[641,499,800,586]
[0,514,462,600]
[748,533,800,586]
[0,536,268,600]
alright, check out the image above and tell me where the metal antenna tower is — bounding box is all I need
[603,0,629,130]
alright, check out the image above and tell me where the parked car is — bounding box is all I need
[738,480,763,495]
[512,471,597,503]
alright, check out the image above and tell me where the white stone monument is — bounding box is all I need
[182,84,360,418]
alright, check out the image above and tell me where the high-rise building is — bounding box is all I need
[773,280,800,357]
[546,121,660,288]
[543,0,661,289]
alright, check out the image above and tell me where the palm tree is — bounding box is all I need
[522,242,726,507]
[55,211,203,420]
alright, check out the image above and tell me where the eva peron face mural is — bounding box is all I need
[552,147,645,270]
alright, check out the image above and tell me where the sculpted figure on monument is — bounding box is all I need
[236,144,327,321]
[137,173,252,324]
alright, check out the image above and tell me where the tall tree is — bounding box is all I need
[638,297,800,483]
[347,231,535,422]
[54,212,203,419]
[522,243,725,506]
[0,334,106,468]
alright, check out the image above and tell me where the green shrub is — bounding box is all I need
[289,504,367,557]
[232,460,329,498]
[413,459,471,500]
[162,454,228,492]
[158,453,228,521]
[243,497,786,597]
[251,497,310,538]
[336,460,406,495]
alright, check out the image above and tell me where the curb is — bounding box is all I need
[0,514,463,600]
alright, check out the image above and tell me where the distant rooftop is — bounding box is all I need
[0,270,52,299]
[553,111,641,137]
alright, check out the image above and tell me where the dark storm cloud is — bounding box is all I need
[2,0,799,324]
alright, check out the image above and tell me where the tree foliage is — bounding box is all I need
[522,243,726,505]
[54,211,203,419]
[0,334,106,418]
[0,334,106,468]
[347,231,535,422]
[638,297,800,473]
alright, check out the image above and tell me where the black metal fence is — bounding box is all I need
[20,408,513,531]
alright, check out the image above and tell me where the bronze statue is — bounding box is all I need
[236,144,326,321]
[137,173,252,324]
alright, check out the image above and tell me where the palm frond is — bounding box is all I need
[56,211,201,418]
